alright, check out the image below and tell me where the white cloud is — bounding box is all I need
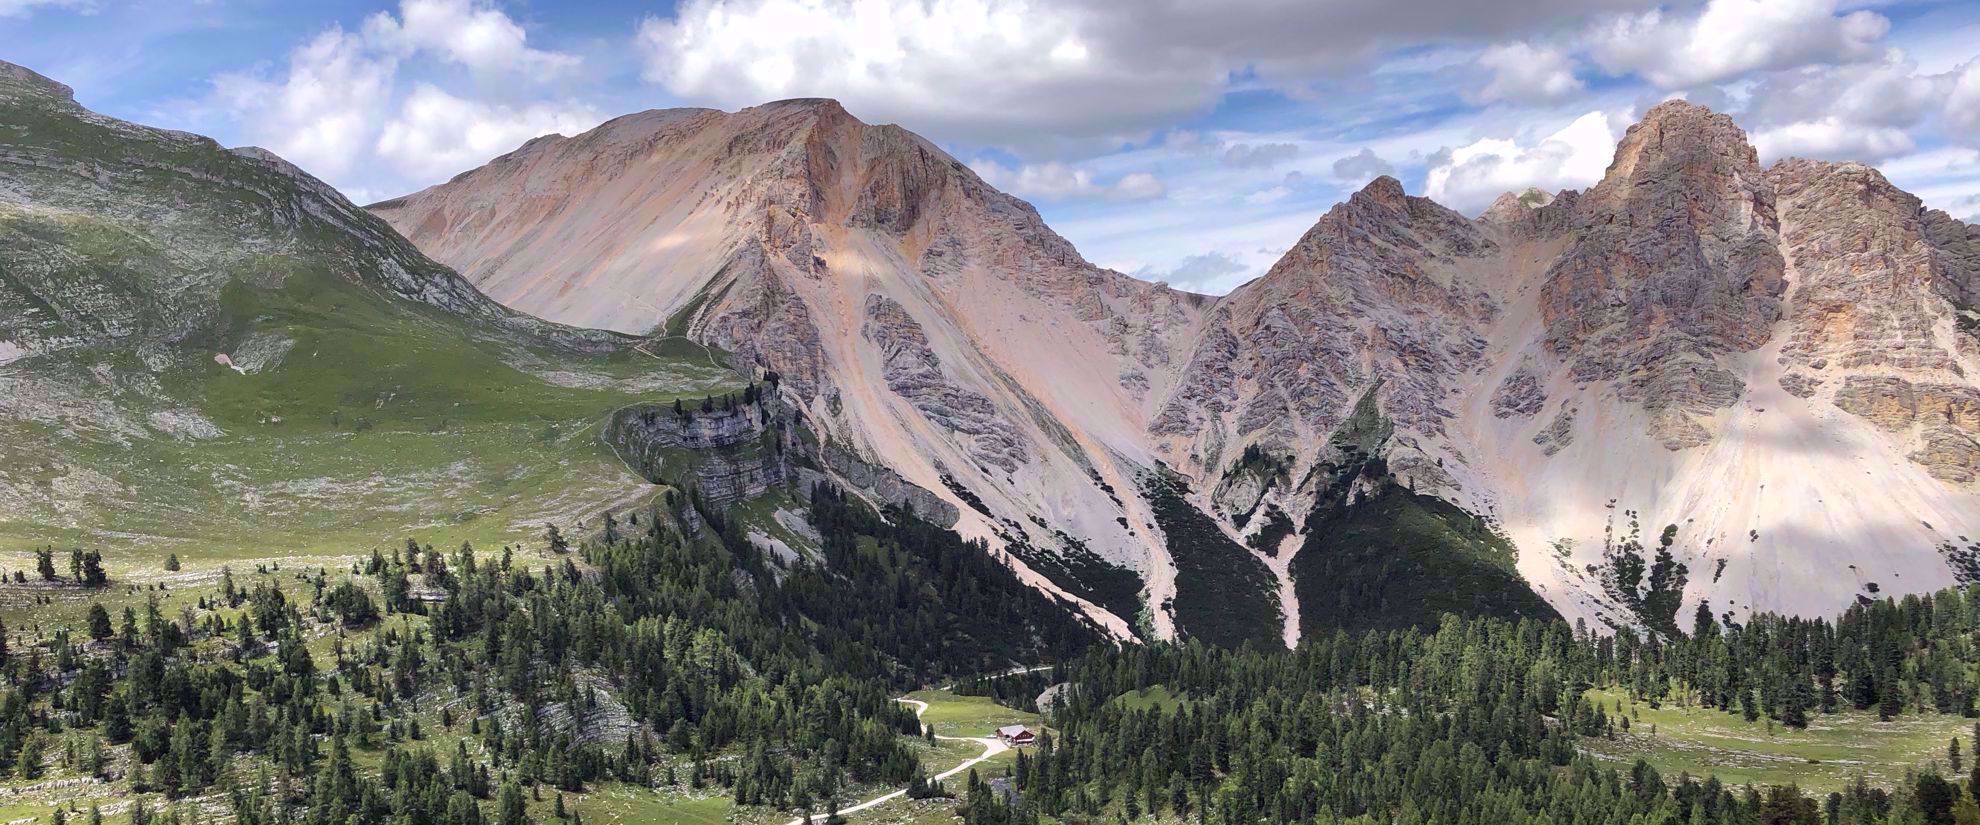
[637,0,1223,151]
[212,28,396,182]
[0,0,87,18]
[633,0,1658,152]
[1876,147,1980,182]
[362,0,577,79]
[376,84,599,180]
[1752,118,1914,164]
[1331,148,1396,182]
[1221,142,1300,169]
[1590,0,1888,88]
[1875,147,1980,223]
[1728,50,1971,163]
[201,0,585,197]
[970,159,1165,202]
[1948,60,1980,140]
[1244,186,1292,206]
[1470,42,1584,104]
[1134,251,1251,293]
[1424,110,1623,214]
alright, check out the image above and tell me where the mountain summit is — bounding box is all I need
[375,96,1208,640]
[374,96,1980,642]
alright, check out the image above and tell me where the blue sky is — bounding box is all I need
[5,0,1978,294]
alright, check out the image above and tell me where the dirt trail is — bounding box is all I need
[784,704,1003,825]
[785,665,1053,824]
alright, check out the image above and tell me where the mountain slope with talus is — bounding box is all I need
[374,96,1980,642]
[373,99,1215,641]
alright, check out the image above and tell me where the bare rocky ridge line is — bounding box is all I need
[372,94,1980,637]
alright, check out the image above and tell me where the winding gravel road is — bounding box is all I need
[784,666,1055,825]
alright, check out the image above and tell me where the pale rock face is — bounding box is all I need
[376,96,1980,637]
[1154,176,1497,466]
[861,293,1029,473]
[375,98,1201,640]
[1768,159,1980,487]
[1540,101,1786,450]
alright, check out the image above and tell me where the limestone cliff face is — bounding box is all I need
[379,96,1980,640]
[1153,176,1496,470]
[1768,159,1980,485]
[603,400,791,509]
[1540,101,1787,449]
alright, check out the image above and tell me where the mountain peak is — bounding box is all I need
[1354,175,1409,209]
[0,60,75,103]
[1638,97,1718,122]
[1600,98,1757,189]
[754,97,852,115]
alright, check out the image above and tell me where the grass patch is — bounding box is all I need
[563,784,738,825]
[1111,684,1194,713]
[1578,687,1976,791]
[0,266,741,568]
[907,689,1042,739]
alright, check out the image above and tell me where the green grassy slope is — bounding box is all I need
[0,60,742,570]
[1579,687,1974,791]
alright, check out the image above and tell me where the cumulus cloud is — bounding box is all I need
[0,0,86,18]
[1948,195,1980,225]
[212,28,396,183]
[1740,57,1940,162]
[1244,186,1292,205]
[1424,110,1623,215]
[1221,142,1300,169]
[1750,118,1913,165]
[633,0,1657,151]
[362,0,578,79]
[637,0,1220,151]
[1948,60,1980,140]
[204,0,583,196]
[376,84,599,180]
[1470,42,1584,104]
[1755,119,1917,163]
[971,159,1165,202]
[1135,252,1251,293]
[1721,49,1980,164]
[1589,0,1889,88]
[1331,148,1396,182]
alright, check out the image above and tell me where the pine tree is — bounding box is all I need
[85,604,112,641]
[498,781,527,825]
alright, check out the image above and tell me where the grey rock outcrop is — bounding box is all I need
[1491,368,1546,419]
[603,400,790,508]
[862,293,1029,472]
[1532,404,1576,456]
[1540,101,1786,448]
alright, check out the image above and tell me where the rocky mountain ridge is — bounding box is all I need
[374,95,1980,642]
